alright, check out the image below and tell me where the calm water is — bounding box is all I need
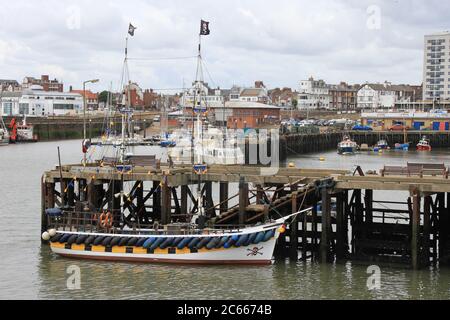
[0,140,449,299]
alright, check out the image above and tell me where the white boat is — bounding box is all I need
[0,117,9,146]
[417,136,432,151]
[168,125,245,165]
[46,211,302,265]
[16,116,36,142]
[338,136,357,154]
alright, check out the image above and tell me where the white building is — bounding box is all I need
[183,81,225,108]
[1,85,83,117]
[423,32,450,101]
[298,77,331,109]
[357,83,397,110]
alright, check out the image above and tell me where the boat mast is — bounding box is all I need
[195,33,204,217]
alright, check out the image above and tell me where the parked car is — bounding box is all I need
[352,125,373,131]
[389,124,410,131]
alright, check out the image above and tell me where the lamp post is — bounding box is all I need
[83,79,99,165]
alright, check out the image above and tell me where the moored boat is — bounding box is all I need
[417,136,431,151]
[377,139,389,150]
[0,117,9,146]
[394,142,409,151]
[45,210,303,265]
[338,135,357,154]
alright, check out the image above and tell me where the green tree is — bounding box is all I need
[98,91,110,104]
[292,98,298,108]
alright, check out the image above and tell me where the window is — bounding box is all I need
[3,102,13,115]
[53,104,75,110]
[19,103,29,115]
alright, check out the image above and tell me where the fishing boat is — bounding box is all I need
[377,139,389,150]
[13,116,37,142]
[394,120,410,151]
[338,135,357,155]
[417,136,432,151]
[0,117,9,146]
[394,142,409,151]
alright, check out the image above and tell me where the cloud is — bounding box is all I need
[0,0,447,93]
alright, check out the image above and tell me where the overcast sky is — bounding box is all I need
[0,0,449,93]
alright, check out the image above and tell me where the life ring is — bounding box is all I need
[98,212,113,229]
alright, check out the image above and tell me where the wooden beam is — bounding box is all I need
[411,193,421,269]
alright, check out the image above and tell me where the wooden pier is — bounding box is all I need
[41,161,450,269]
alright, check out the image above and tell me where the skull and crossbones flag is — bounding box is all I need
[128,23,137,36]
[200,20,210,35]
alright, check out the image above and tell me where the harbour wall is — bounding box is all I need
[3,115,153,141]
[282,131,450,156]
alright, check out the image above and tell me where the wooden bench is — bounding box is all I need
[128,155,161,170]
[99,156,160,170]
[100,157,118,167]
[380,166,409,177]
[381,163,449,178]
[407,162,448,178]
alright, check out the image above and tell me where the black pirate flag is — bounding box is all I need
[128,23,137,36]
[200,20,210,35]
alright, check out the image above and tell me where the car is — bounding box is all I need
[352,125,373,131]
[389,124,410,131]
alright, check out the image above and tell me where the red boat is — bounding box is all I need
[416,136,431,151]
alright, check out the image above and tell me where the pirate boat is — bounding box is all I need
[43,21,301,265]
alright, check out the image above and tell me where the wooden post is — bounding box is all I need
[41,177,48,239]
[87,180,96,211]
[67,179,75,207]
[161,182,171,225]
[239,177,248,226]
[204,181,214,217]
[219,182,229,213]
[290,192,298,261]
[256,184,264,205]
[136,181,145,222]
[336,192,345,260]
[320,187,331,263]
[46,182,56,209]
[411,193,421,269]
[423,195,431,266]
[153,181,161,220]
[364,189,373,224]
[312,199,318,259]
[181,185,188,216]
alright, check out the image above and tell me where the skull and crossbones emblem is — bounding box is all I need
[247,247,264,256]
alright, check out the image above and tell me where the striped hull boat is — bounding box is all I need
[47,214,301,265]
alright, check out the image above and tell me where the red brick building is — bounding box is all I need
[225,102,281,129]
[22,75,63,92]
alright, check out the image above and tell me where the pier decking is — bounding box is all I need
[41,162,450,269]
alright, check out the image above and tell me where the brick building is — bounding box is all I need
[22,75,63,92]
[329,82,360,110]
[224,101,280,129]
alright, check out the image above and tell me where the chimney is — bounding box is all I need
[255,81,264,88]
